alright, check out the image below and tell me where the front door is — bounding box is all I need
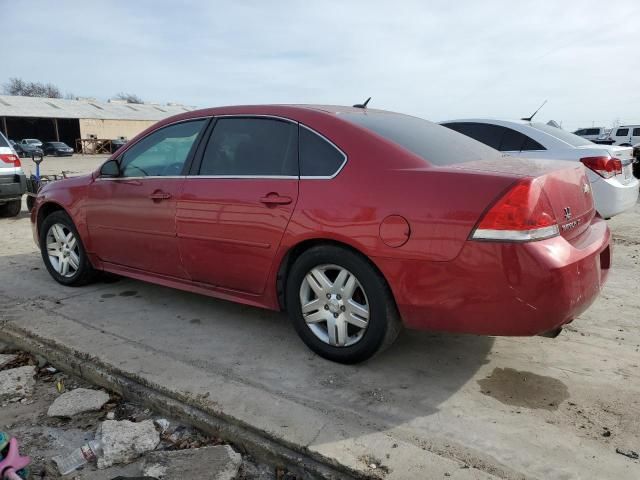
[177,116,299,295]
[86,119,208,278]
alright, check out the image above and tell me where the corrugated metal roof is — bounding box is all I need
[0,95,196,121]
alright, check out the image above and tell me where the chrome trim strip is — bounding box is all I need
[471,225,559,242]
[298,123,348,180]
[96,176,186,181]
[185,175,298,180]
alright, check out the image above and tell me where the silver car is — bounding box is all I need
[0,131,26,217]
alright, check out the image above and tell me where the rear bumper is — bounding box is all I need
[591,176,639,218]
[374,217,611,336]
[0,173,27,201]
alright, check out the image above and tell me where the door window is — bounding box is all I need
[299,126,345,177]
[632,128,640,136]
[615,128,629,137]
[199,118,298,176]
[120,120,206,177]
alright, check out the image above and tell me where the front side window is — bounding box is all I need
[299,126,345,177]
[633,128,640,136]
[199,118,298,176]
[120,120,206,177]
[616,128,629,137]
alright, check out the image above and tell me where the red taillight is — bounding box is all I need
[471,179,559,241]
[0,153,21,167]
[580,156,621,179]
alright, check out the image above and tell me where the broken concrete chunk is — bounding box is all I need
[97,419,160,469]
[0,365,36,401]
[142,445,242,480]
[47,388,111,417]
[0,353,17,369]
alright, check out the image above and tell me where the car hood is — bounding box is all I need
[39,173,92,194]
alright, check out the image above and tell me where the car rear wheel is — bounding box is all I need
[39,211,97,286]
[286,245,401,363]
[0,200,21,217]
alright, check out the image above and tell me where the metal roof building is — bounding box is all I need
[0,95,196,152]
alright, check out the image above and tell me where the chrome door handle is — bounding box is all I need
[149,191,172,200]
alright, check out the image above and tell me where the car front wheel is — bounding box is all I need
[286,245,401,364]
[0,200,21,217]
[39,211,97,286]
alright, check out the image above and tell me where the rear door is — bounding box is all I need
[177,116,299,295]
[87,119,208,278]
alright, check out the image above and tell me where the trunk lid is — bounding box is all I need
[451,156,595,240]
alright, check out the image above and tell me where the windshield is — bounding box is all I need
[339,111,504,165]
[51,142,67,147]
[26,139,39,144]
[529,123,593,147]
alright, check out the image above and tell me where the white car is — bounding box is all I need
[573,127,607,141]
[441,119,638,218]
[606,125,640,146]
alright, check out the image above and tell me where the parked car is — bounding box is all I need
[31,105,611,363]
[0,131,26,217]
[573,127,606,141]
[441,119,638,218]
[10,139,43,158]
[42,141,74,156]
[605,125,640,146]
[110,138,127,153]
[20,138,43,148]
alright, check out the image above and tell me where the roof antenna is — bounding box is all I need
[353,97,371,109]
[521,100,547,121]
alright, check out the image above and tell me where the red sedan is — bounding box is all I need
[31,105,611,363]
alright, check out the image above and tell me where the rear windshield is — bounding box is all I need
[339,111,503,165]
[0,132,9,147]
[529,123,593,147]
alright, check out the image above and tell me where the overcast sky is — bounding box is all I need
[3,0,639,130]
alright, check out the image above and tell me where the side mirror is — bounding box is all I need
[100,159,121,177]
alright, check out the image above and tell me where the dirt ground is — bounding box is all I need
[1,154,639,479]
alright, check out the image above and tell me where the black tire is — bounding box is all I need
[0,199,21,217]
[26,195,35,212]
[285,245,401,364]
[39,210,97,286]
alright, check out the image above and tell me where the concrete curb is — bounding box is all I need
[1,322,365,480]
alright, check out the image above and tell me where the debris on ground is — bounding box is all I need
[0,365,36,403]
[142,444,242,479]
[615,447,639,460]
[97,419,160,469]
[0,346,299,479]
[0,353,18,369]
[47,388,110,417]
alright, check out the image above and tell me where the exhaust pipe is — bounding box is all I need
[539,327,563,338]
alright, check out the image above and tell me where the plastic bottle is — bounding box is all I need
[52,440,103,475]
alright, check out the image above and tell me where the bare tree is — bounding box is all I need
[2,77,65,98]
[115,92,144,104]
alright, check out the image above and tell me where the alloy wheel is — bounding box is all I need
[299,264,370,347]
[46,223,80,278]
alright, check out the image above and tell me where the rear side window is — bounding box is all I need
[341,113,503,166]
[500,128,544,151]
[616,128,629,136]
[0,132,9,147]
[586,128,600,135]
[299,126,345,177]
[445,123,504,149]
[199,118,298,176]
[633,128,640,136]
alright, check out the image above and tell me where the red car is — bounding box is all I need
[32,105,611,363]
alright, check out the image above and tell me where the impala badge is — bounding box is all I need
[564,207,572,220]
